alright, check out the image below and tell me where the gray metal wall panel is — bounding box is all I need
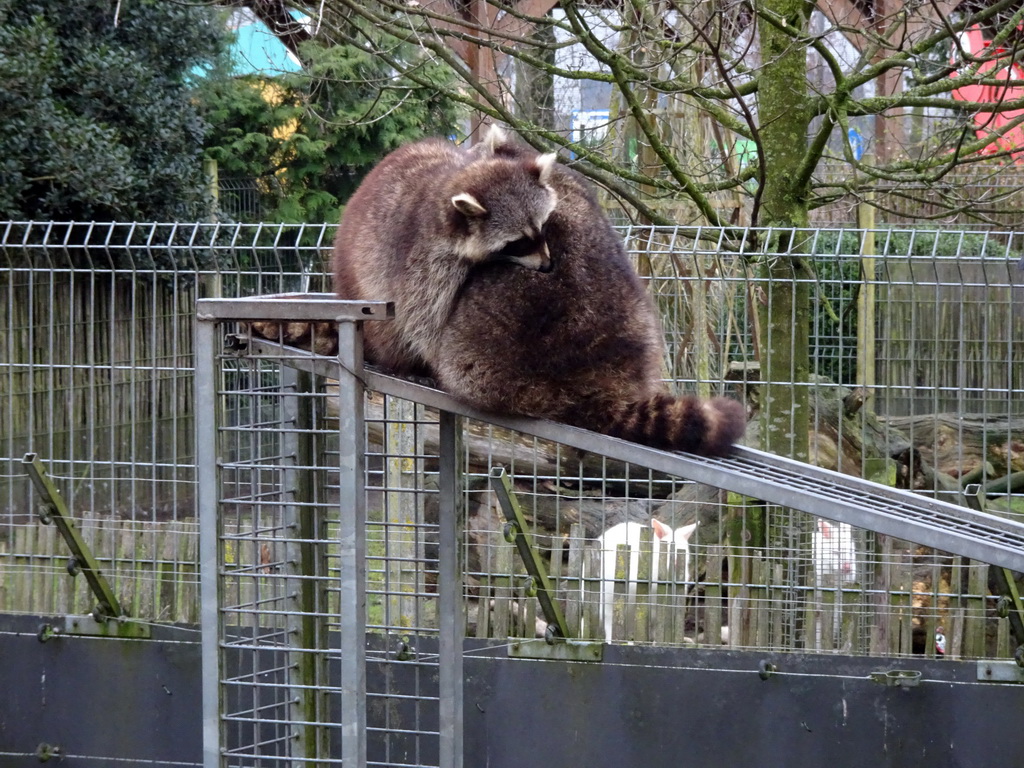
[2,617,1022,768]
[463,644,1024,768]
[0,616,202,767]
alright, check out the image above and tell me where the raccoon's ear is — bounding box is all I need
[451,192,488,218]
[482,124,508,154]
[534,153,557,184]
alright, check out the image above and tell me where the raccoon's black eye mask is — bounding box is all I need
[491,230,549,262]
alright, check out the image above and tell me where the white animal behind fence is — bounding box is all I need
[813,519,858,585]
[593,519,698,643]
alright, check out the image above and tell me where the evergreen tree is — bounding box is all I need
[198,29,464,223]
[0,0,226,221]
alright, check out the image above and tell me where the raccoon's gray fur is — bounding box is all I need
[332,128,745,455]
[333,135,557,378]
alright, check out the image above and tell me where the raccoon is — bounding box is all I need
[332,135,558,378]
[332,128,745,455]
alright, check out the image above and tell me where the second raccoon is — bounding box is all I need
[332,128,745,456]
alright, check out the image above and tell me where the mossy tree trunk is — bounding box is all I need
[755,0,813,462]
[755,0,815,648]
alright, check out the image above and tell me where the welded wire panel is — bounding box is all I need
[0,221,338,626]
[447,411,1002,658]
[211,334,338,765]
[198,312,457,768]
[361,391,447,768]
[2,222,1022,665]
[3,222,1022,632]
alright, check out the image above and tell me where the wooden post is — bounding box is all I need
[633,525,654,643]
[703,554,724,646]
[565,523,586,638]
[385,398,423,629]
[964,562,989,657]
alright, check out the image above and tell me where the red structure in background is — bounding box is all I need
[951,26,1024,162]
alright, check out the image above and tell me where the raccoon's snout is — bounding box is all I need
[513,242,553,273]
[535,242,554,273]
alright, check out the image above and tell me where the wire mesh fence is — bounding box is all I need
[216,177,268,223]
[1,221,1022,669]
[191,294,1024,764]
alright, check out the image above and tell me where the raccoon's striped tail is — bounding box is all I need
[606,394,746,456]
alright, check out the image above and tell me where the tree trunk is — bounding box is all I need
[755,0,814,461]
[755,0,815,646]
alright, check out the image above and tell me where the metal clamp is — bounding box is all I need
[977,659,1024,684]
[870,669,921,688]
[509,638,604,662]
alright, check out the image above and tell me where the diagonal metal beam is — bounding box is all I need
[22,453,125,620]
[361,367,1024,573]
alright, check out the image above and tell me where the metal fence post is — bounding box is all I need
[195,314,222,768]
[438,410,465,768]
[336,319,367,765]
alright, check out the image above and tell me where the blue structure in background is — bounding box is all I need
[190,9,303,80]
[848,128,865,161]
[228,9,303,76]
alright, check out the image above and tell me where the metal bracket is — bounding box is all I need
[37,615,151,641]
[977,660,1024,684]
[869,669,922,688]
[509,638,604,662]
[489,467,572,642]
[989,566,1024,647]
[35,743,63,763]
[22,453,150,639]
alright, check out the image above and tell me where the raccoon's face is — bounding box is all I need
[449,153,558,272]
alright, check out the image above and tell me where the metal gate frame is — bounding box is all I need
[195,296,464,768]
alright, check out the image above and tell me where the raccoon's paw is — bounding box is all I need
[404,373,439,389]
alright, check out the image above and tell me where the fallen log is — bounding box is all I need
[884,414,1024,479]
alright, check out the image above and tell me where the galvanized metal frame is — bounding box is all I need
[196,297,465,768]
[437,412,464,768]
[195,315,220,768]
[228,295,1023,661]
[335,316,368,766]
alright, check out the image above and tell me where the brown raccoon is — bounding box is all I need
[333,135,557,378]
[332,128,745,455]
